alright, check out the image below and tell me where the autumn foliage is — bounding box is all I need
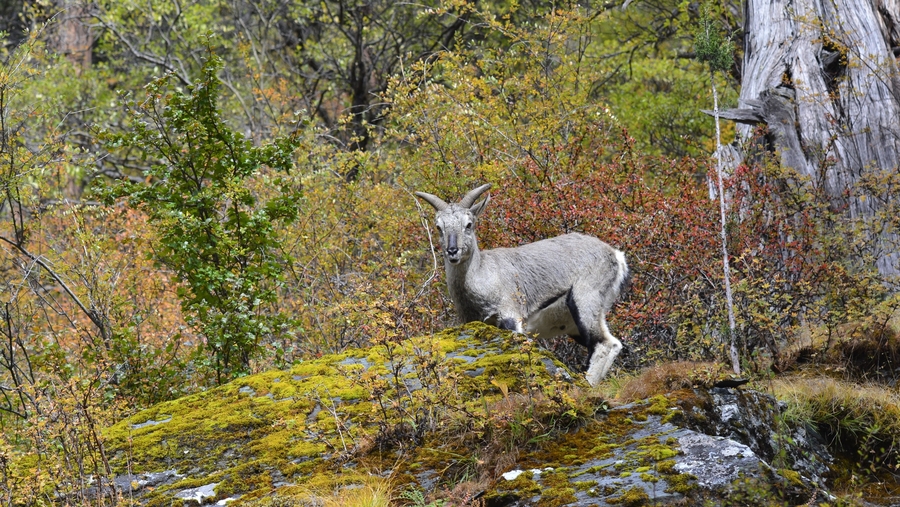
[0,2,896,503]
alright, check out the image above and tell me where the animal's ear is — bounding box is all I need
[470,194,490,217]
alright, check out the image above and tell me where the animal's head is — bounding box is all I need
[415,184,491,265]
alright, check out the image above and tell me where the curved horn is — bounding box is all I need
[458,183,492,208]
[414,191,449,212]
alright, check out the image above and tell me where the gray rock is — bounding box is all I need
[684,387,832,483]
[672,431,762,489]
[114,469,182,493]
[484,388,830,506]
[174,482,218,504]
[131,416,172,430]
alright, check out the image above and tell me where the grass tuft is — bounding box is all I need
[773,376,900,478]
[616,362,725,402]
[287,477,394,507]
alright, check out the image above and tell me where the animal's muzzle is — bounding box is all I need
[446,234,460,262]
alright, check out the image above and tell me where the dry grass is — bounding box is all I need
[775,300,900,381]
[615,361,726,402]
[315,480,394,507]
[243,477,395,507]
[772,375,900,488]
[772,376,900,435]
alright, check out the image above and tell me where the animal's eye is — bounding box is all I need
[436,225,443,233]
[465,222,473,230]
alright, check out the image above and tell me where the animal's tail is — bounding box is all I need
[613,249,631,300]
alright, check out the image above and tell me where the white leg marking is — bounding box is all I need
[585,339,623,386]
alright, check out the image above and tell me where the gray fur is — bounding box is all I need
[415,184,629,386]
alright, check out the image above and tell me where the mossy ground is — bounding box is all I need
[103,324,894,506]
[103,322,585,505]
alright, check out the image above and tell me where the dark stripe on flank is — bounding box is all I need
[566,288,592,347]
[537,290,568,311]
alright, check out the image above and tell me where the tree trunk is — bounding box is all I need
[54,0,93,72]
[722,0,900,277]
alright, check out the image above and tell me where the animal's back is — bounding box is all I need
[476,233,625,328]
[484,233,622,287]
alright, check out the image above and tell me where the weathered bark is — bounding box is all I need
[720,0,900,277]
[54,0,93,71]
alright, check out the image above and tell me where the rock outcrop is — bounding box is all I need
[486,389,832,506]
[100,323,834,506]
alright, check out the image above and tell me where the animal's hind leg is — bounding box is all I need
[567,286,622,386]
[584,314,622,386]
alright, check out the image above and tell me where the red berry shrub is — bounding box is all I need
[725,156,887,373]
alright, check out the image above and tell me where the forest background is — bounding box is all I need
[1,0,898,503]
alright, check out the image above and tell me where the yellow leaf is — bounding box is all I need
[490,379,509,398]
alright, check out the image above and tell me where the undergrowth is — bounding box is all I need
[774,376,900,478]
[237,475,394,507]
[615,361,726,403]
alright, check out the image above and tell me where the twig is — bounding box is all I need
[0,236,109,342]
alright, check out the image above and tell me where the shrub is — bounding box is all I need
[484,136,722,367]
[102,51,303,384]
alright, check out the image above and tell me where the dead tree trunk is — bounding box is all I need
[719,0,900,277]
[54,0,93,72]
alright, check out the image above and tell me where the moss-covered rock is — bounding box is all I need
[101,323,831,506]
[484,389,831,506]
[103,322,582,505]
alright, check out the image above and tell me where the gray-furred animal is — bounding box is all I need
[415,183,629,386]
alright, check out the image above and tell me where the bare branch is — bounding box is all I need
[0,235,109,342]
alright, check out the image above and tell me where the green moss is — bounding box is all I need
[640,472,659,483]
[588,442,617,458]
[647,395,670,415]
[269,381,297,400]
[660,410,679,425]
[644,445,677,461]
[778,468,804,486]
[664,472,697,495]
[217,461,274,497]
[573,480,598,491]
[492,471,541,499]
[541,488,577,506]
[539,469,578,506]
[656,460,676,474]
[608,485,650,506]
[573,463,611,477]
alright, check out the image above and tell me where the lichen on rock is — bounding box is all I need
[103,322,581,505]
[101,322,833,506]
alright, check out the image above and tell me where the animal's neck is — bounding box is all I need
[446,246,483,320]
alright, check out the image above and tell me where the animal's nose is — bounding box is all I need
[446,233,459,256]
